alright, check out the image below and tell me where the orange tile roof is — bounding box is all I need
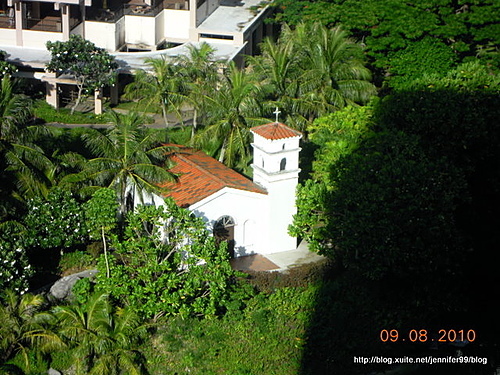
[251,122,302,140]
[161,145,267,207]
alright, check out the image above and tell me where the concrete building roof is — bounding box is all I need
[1,41,245,73]
[162,145,267,207]
[197,0,269,34]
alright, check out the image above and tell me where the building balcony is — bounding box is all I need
[0,12,15,28]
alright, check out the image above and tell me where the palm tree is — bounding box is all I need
[0,75,53,202]
[249,23,376,132]
[192,62,266,170]
[0,290,62,371]
[247,36,307,130]
[54,292,147,375]
[124,57,186,129]
[68,111,175,217]
[293,23,376,112]
[175,42,220,138]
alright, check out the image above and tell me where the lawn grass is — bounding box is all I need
[33,100,110,124]
[141,281,320,375]
[112,100,161,114]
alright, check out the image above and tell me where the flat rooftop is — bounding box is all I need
[1,42,244,73]
[197,0,270,34]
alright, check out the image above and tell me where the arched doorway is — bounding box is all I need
[213,215,236,258]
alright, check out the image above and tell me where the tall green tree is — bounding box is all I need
[46,35,118,114]
[193,62,265,170]
[53,292,147,375]
[0,290,60,371]
[0,75,53,203]
[175,42,220,138]
[272,0,500,75]
[124,56,186,129]
[68,111,174,217]
[250,23,376,132]
[91,201,235,319]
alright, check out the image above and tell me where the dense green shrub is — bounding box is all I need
[245,259,333,293]
[58,251,94,275]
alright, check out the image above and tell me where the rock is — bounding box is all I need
[49,269,98,300]
[48,368,62,375]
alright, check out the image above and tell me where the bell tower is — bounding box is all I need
[250,122,302,253]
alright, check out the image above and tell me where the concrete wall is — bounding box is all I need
[69,21,84,37]
[189,187,267,257]
[0,29,17,46]
[195,0,218,27]
[124,14,156,47]
[164,9,189,40]
[22,30,63,48]
[155,10,164,45]
[85,20,120,51]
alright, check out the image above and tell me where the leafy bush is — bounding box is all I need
[387,37,457,88]
[0,228,32,293]
[58,251,94,275]
[245,259,333,293]
[93,201,238,319]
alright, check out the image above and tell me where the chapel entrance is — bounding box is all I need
[214,215,235,258]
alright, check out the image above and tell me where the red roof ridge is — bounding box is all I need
[175,152,228,187]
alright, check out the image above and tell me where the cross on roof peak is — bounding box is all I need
[273,107,281,123]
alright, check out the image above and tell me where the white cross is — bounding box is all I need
[273,107,281,123]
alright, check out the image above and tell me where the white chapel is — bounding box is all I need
[147,122,302,258]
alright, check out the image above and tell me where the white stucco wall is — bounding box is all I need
[85,21,121,51]
[164,9,189,40]
[155,11,164,45]
[69,22,84,37]
[0,29,16,46]
[124,14,156,47]
[21,30,63,48]
[189,187,268,257]
[137,187,268,257]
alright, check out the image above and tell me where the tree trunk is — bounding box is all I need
[191,108,198,139]
[218,138,227,163]
[102,226,110,278]
[71,84,85,115]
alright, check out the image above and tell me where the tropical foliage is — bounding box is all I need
[89,201,237,319]
[272,0,500,73]
[46,35,118,114]
[67,111,174,217]
[0,76,53,203]
[124,56,186,128]
[193,62,265,169]
[249,22,376,132]
[53,292,147,375]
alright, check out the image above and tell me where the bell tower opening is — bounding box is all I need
[280,157,286,171]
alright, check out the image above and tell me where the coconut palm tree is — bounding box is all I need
[293,23,376,112]
[0,75,53,202]
[67,111,175,217]
[192,62,266,170]
[0,290,61,371]
[249,23,376,132]
[124,57,186,130]
[175,42,220,138]
[53,292,147,375]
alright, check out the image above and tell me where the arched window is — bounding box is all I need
[282,143,286,150]
[213,215,236,258]
[280,157,286,171]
